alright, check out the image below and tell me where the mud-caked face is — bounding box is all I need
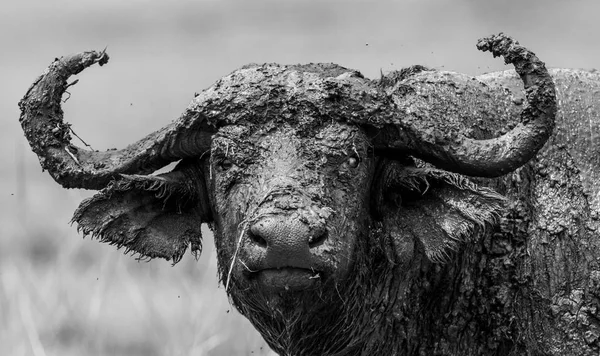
[207,121,375,294]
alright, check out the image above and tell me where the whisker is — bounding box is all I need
[240,260,258,273]
[225,221,249,291]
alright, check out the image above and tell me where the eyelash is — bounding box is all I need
[217,157,233,171]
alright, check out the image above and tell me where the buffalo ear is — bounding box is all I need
[72,159,211,264]
[378,161,506,263]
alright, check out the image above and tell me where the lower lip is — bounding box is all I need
[253,268,322,291]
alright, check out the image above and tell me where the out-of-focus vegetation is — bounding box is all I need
[1,186,273,356]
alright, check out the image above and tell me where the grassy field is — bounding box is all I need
[0,176,274,356]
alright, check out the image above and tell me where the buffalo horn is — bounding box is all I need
[373,33,556,177]
[18,51,214,190]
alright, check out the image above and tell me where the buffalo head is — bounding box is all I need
[19,33,556,353]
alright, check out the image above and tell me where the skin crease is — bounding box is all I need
[206,121,376,295]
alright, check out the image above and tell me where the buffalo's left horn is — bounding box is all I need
[373,33,556,177]
[19,51,215,190]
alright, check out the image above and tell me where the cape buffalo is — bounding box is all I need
[19,33,600,355]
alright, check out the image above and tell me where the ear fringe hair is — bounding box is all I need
[385,165,507,264]
[394,166,506,205]
[72,173,202,264]
[111,172,195,209]
[73,214,198,264]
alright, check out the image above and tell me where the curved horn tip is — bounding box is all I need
[20,48,214,191]
[18,49,111,190]
[396,33,556,178]
[476,33,514,55]
[58,49,110,76]
[476,33,529,65]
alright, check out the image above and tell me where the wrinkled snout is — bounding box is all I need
[210,124,371,293]
[248,216,328,267]
[241,214,334,291]
[248,215,328,269]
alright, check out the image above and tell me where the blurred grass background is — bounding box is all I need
[0,0,598,355]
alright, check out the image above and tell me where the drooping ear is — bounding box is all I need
[376,160,506,263]
[72,159,212,264]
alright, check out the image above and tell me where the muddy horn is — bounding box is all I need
[373,33,557,177]
[18,51,215,190]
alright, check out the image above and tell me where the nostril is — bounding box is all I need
[308,229,328,248]
[248,230,268,248]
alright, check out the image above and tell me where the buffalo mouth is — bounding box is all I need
[248,267,323,292]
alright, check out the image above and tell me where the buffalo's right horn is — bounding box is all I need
[19,51,215,190]
[372,33,557,177]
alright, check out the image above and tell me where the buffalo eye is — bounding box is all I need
[217,158,233,171]
[346,155,359,168]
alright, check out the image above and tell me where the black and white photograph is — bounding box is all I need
[2,1,599,355]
